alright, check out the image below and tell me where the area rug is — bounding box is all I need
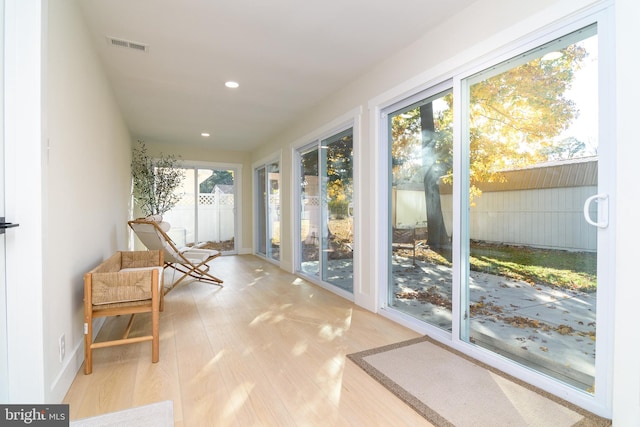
[70,400,174,427]
[347,336,610,427]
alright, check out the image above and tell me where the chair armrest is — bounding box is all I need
[89,252,122,274]
[121,250,163,269]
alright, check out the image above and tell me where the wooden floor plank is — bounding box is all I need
[64,255,430,425]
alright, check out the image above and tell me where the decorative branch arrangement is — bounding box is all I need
[131,141,185,217]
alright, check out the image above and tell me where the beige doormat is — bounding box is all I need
[347,336,610,427]
[70,400,174,427]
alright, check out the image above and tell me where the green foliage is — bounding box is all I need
[390,37,596,285]
[468,43,587,185]
[326,134,353,214]
[131,141,185,216]
[391,41,588,191]
[391,93,453,186]
[199,170,234,193]
[300,133,354,217]
[328,198,350,219]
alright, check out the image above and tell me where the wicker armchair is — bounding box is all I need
[83,250,164,374]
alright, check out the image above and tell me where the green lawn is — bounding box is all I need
[420,242,597,293]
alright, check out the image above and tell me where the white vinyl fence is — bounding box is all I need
[163,188,235,247]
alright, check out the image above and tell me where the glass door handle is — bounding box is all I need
[583,194,608,228]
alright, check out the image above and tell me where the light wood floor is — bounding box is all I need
[64,255,431,426]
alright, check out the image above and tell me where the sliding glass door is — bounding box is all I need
[164,165,238,254]
[461,24,601,392]
[255,161,280,262]
[296,128,354,294]
[382,19,612,406]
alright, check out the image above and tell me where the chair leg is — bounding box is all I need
[179,261,224,284]
[151,311,159,364]
[84,316,93,374]
[122,314,136,339]
[152,315,159,363]
[84,274,93,375]
[163,260,223,294]
[152,270,160,363]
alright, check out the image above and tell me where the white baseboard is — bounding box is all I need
[49,318,105,403]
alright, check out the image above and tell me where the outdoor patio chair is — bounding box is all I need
[128,219,224,294]
[84,250,164,374]
[392,227,420,266]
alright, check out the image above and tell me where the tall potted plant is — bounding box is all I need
[131,141,185,218]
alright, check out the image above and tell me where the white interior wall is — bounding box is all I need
[44,0,132,401]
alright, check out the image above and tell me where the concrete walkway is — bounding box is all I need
[392,256,596,390]
[307,255,596,390]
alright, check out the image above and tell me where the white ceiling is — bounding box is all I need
[78,0,477,151]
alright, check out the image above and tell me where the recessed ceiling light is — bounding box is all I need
[225,81,239,89]
[201,132,210,137]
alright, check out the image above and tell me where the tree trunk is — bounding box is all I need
[420,103,448,248]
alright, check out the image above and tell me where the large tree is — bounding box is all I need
[391,41,588,249]
[419,102,450,248]
[468,43,587,180]
[300,134,354,217]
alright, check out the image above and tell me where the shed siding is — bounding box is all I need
[440,185,597,251]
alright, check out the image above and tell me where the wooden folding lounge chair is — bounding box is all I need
[128,219,223,293]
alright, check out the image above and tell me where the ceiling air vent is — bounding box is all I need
[106,36,149,53]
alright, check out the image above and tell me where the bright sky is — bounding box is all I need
[559,35,598,155]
